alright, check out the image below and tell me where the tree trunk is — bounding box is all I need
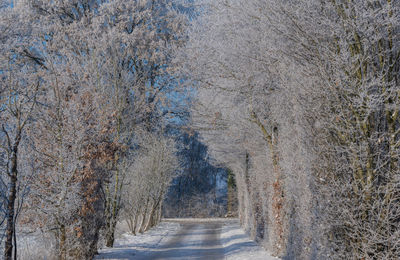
[145,190,164,231]
[59,224,66,260]
[145,201,157,232]
[105,220,117,247]
[157,202,162,224]
[227,169,237,216]
[4,174,16,260]
[4,132,21,260]
[126,216,136,235]
[13,220,17,260]
[132,212,139,235]
[139,199,150,233]
[104,157,123,248]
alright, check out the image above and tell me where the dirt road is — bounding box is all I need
[135,221,224,260]
[95,219,279,260]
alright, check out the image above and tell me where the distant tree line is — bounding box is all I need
[163,132,231,218]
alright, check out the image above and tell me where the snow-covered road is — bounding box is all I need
[95,219,279,260]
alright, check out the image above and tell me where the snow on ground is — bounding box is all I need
[95,218,279,260]
[220,219,279,260]
[95,221,180,260]
[162,217,229,223]
[7,229,57,260]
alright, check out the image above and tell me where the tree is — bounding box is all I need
[184,0,400,258]
[6,1,118,258]
[0,4,44,259]
[5,0,188,257]
[90,0,188,246]
[122,131,179,235]
[163,132,228,218]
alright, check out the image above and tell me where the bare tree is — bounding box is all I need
[184,0,400,259]
[0,4,44,259]
[3,0,188,257]
[88,0,188,246]
[122,131,179,235]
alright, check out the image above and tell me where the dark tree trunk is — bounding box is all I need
[4,174,17,260]
[148,194,163,230]
[59,224,66,260]
[4,132,21,260]
[146,202,157,231]
[105,220,117,247]
[13,219,17,260]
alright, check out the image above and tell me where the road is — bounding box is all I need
[95,219,279,260]
[135,221,224,260]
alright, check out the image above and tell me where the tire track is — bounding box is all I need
[136,222,223,259]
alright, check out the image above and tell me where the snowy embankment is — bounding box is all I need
[95,221,181,259]
[95,218,279,259]
[220,219,279,260]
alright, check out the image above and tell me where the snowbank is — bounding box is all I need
[221,219,280,260]
[95,221,180,260]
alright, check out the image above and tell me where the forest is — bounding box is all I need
[0,0,399,259]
